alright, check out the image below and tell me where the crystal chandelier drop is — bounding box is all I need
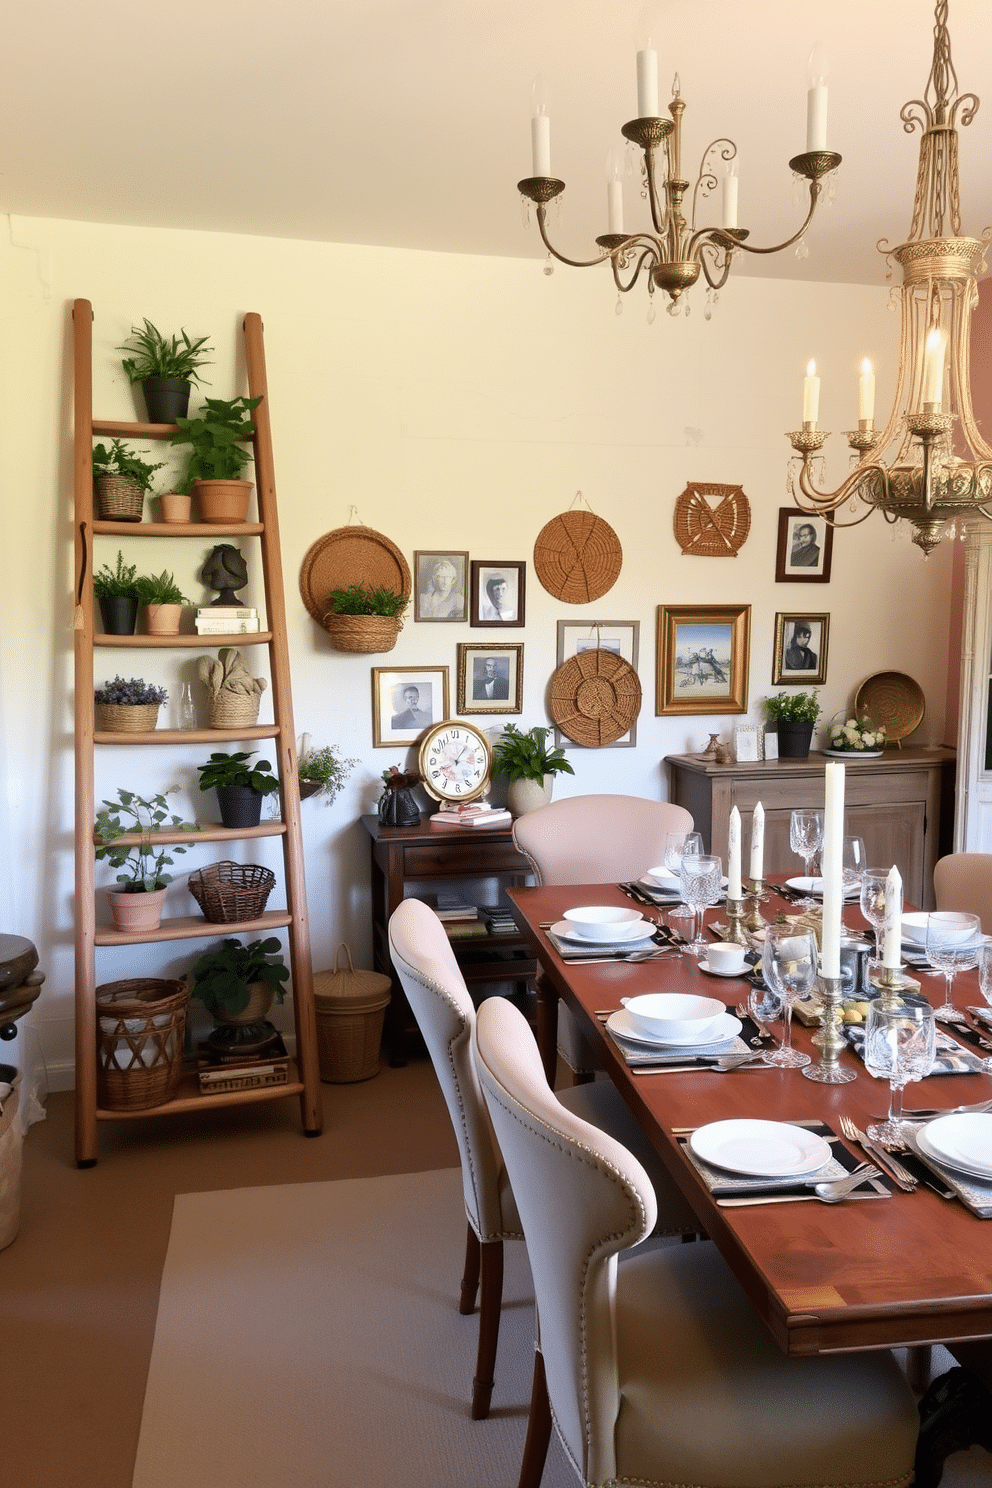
[787,0,991,555]
[517,42,841,319]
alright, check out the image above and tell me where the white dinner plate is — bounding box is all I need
[550,919,654,946]
[821,749,884,759]
[916,1114,992,1180]
[689,1119,833,1178]
[698,959,749,979]
[641,872,729,893]
[606,1009,742,1049]
[785,877,859,900]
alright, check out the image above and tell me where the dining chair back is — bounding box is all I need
[934,852,992,930]
[472,994,919,1488]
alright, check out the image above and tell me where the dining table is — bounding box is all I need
[506,878,992,1360]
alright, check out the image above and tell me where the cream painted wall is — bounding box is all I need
[0,214,954,1089]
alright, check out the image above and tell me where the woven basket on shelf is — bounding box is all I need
[95,703,160,733]
[95,979,189,1111]
[318,612,403,654]
[94,475,145,522]
[188,861,276,924]
[313,944,392,1083]
[208,691,262,728]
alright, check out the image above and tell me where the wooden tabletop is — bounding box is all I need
[507,880,992,1358]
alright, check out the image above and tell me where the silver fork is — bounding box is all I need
[839,1116,918,1190]
[735,1001,777,1048]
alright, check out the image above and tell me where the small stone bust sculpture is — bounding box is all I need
[202,544,248,606]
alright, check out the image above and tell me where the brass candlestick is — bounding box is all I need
[802,974,857,1084]
[723,896,750,946]
[870,961,921,1010]
[743,879,767,933]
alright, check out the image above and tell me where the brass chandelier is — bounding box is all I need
[787,0,991,555]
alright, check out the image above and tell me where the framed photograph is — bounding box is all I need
[734,723,764,762]
[775,508,834,583]
[656,604,751,716]
[470,561,526,627]
[556,620,640,747]
[772,613,829,686]
[413,550,469,623]
[372,666,450,747]
[457,643,523,715]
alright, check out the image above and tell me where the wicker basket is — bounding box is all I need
[188,861,276,923]
[94,474,145,522]
[319,613,403,654]
[208,691,261,728]
[95,979,189,1111]
[313,944,392,1082]
[95,702,160,733]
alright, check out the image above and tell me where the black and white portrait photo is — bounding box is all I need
[457,643,523,714]
[470,561,526,628]
[775,509,833,583]
[773,613,829,685]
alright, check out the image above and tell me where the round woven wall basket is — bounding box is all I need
[95,978,189,1111]
[319,612,404,654]
[854,671,925,744]
[94,474,144,522]
[300,526,411,623]
[550,649,641,747]
[533,510,622,603]
[188,862,276,924]
[95,703,160,732]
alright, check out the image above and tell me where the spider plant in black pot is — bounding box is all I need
[118,317,214,423]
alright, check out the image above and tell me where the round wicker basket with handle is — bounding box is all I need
[188,861,276,923]
[95,979,189,1111]
[313,944,392,1082]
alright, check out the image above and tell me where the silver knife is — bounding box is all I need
[848,1123,918,1192]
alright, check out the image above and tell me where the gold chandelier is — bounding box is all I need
[787,0,991,555]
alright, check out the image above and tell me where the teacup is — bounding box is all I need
[707,941,747,974]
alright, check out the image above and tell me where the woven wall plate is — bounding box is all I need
[300,526,411,623]
[673,481,750,556]
[533,510,622,603]
[550,649,642,747]
[854,671,925,743]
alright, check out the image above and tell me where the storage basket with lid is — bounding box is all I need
[95,978,189,1111]
[313,944,392,1082]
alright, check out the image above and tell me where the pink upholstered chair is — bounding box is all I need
[473,995,919,1488]
[933,853,992,930]
[511,794,694,1081]
[387,897,701,1420]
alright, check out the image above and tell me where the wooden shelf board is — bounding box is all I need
[94,725,280,746]
[94,910,293,946]
[94,632,272,648]
[95,1064,309,1119]
[94,520,264,536]
[94,822,286,848]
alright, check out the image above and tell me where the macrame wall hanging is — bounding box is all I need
[673,481,751,557]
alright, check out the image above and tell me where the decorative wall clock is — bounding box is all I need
[418,720,493,803]
[673,481,751,557]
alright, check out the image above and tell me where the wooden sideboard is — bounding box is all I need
[664,748,956,909]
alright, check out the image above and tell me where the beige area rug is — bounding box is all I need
[133,1167,577,1488]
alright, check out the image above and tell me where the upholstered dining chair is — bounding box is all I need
[934,853,992,930]
[511,794,694,1082]
[387,896,702,1421]
[472,995,920,1488]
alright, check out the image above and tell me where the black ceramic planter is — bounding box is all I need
[216,785,264,829]
[98,595,139,635]
[776,722,815,758]
[142,377,191,424]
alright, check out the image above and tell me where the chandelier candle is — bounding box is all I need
[803,361,820,426]
[636,45,659,117]
[806,45,828,151]
[820,761,845,979]
[721,170,739,230]
[922,328,947,410]
[858,359,875,424]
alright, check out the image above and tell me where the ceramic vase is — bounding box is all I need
[107,886,167,934]
[506,775,554,818]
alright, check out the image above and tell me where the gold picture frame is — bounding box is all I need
[772,612,829,686]
[656,604,751,715]
[371,666,450,747]
[457,643,523,715]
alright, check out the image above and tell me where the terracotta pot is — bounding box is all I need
[143,603,184,636]
[506,775,554,818]
[194,479,253,524]
[159,492,192,524]
[107,886,167,934]
[212,981,274,1026]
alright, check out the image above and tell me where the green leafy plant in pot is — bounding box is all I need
[134,569,190,636]
[297,735,358,804]
[94,787,200,932]
[492,723,575,817]
[171,395,262,521]
[764,691,821,758]
[190,935,289,1047]
[196,750,280,829]
[92,439,165,522]
[93,550,140,635]
[117,318,214,423]
[320,582,409,655]
[94,675,168,733]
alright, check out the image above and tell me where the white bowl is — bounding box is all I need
[646,864,679,883]
[562,905,643,942]
[902,911,977,946]
[620,992,725,1041]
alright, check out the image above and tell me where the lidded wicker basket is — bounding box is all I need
[188,861,276,923]
[94,475,145,522]
[313,944,392,1082]
[95,979,189,1111]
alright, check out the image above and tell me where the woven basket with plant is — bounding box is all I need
[321,583,408,654]
[94,676,168,732]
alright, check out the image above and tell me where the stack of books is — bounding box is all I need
[484,907,518,937]
[196,1030,290,1095]
[195,606,261,635]
[429,802,512,829]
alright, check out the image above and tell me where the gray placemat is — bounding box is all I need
[844,1024,987,1075]
[677,1121,890,1202]
[604,1021,751,1067]
[904,1128,992,1219]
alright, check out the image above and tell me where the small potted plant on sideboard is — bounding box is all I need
[764,690,822,759]
[491,723,575,817]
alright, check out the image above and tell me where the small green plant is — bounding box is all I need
[134,569,189,606]
[323,582,408,618]
[93,551,139,601]
[491,724,575,784]
[190,935,289,1017]
[94,787,200,892]
[94,675,168,707]
[764,691,821,724]
[196,750,279,796]
[298,740,358,805]
[92,439,164,491]
[117,318,214,385]
[171,395,263,492]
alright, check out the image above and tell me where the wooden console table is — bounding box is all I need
[665,747,956,909]
[362,814,537,1061]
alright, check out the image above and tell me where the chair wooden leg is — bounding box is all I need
[907,1344,934,1394]
[518,1349,552,1488]
[459,1223,480,1315]
[535,977,559,1086]
[471,1238,504,1419]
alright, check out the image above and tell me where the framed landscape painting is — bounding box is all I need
[656,604,751,716]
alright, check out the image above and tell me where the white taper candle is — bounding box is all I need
[820,761,845,978]
[749,802,764,881]
[728,805,743,899]
[882,865,903,970]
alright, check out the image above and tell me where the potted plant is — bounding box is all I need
[196,749,280,828]
[94,787,200,932]
[93,550,140,635]
[297,736,358,803]
[134,568,189,636]
[491,723,575,817]
[189,935,289,1035]
[94,675,168,733]
[764,690,822,758]
[171,394,263,522]
[320,581,409,654]
[117,317,214,424]
[92,439,165,522]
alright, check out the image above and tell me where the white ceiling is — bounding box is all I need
[2,0,990,288]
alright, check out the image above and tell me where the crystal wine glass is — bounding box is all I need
[678,853,722,956]
[759,924,817,1068]
[789,810,823,906]
[841,836,867,898]
[859,868,890,973]
[664,830,702,923]
[746,982,782,1052]
[925,911,981,1022]
[863,1000,936,1146]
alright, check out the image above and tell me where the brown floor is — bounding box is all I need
[2,1055,459,1488]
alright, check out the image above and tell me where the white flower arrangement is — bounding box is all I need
[828,715,886,752]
